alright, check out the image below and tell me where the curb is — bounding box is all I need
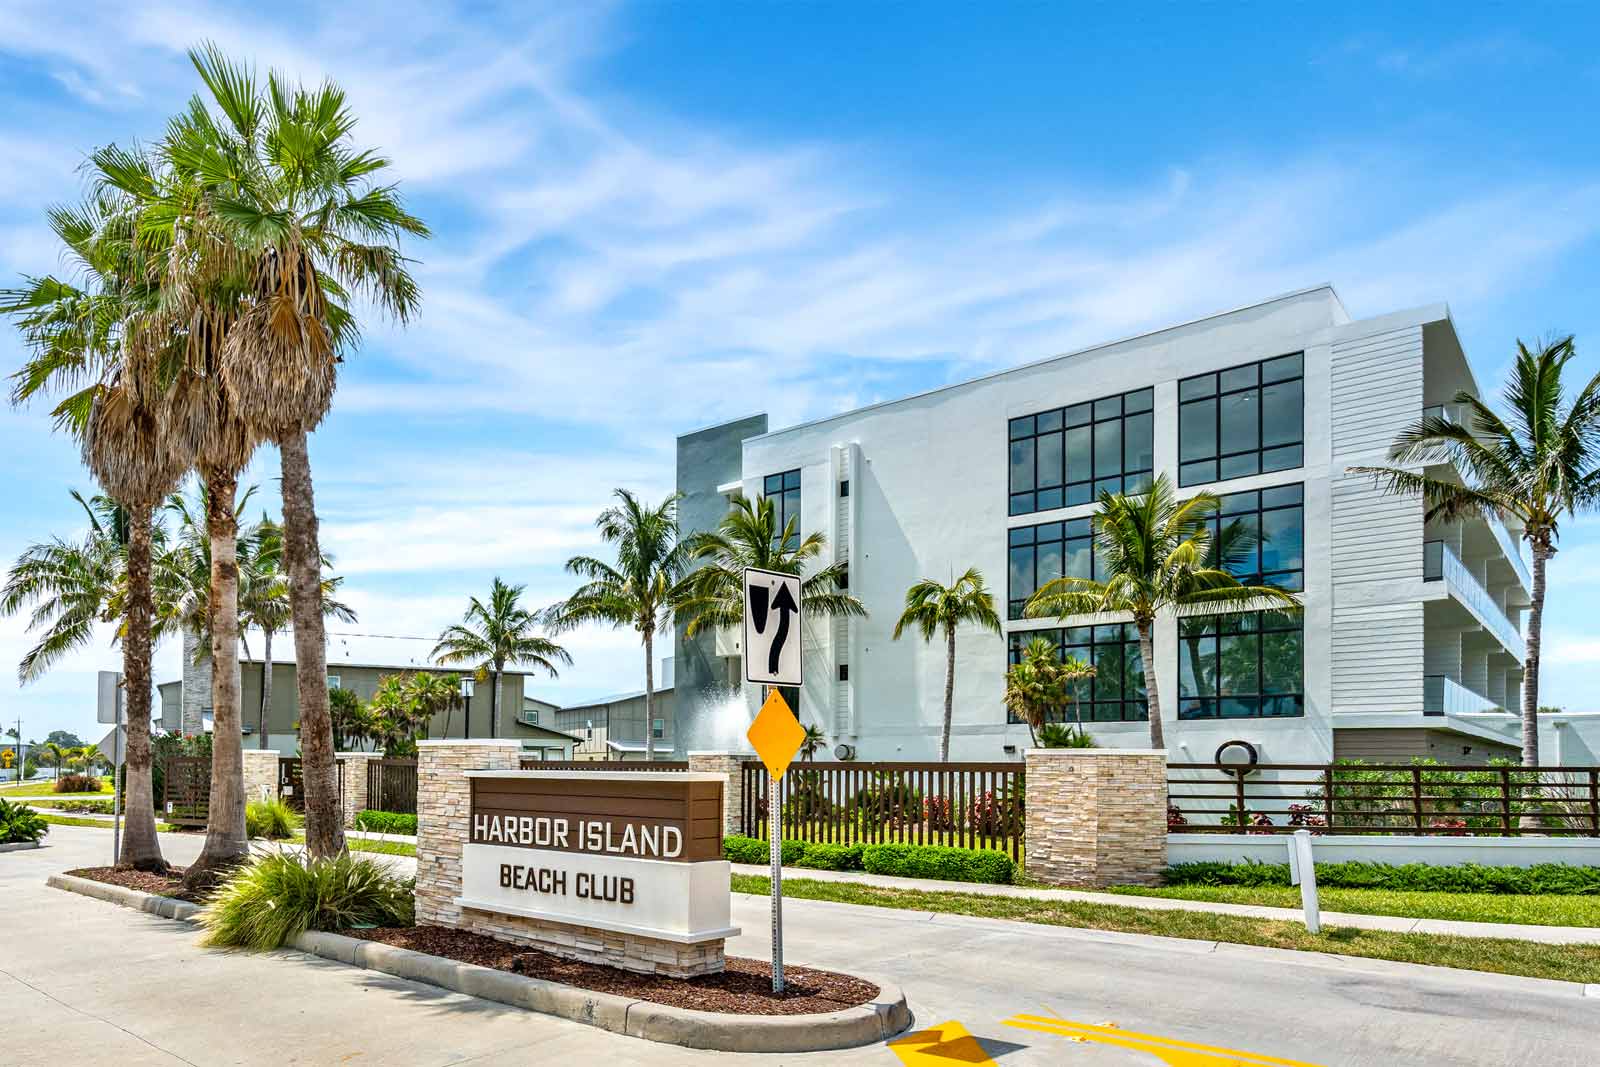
[48,873,912,1053]
[0,840,45,853]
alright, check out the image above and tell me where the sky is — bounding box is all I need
[2,1,1599,745]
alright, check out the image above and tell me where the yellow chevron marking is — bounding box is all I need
[888,1020,1000,1066]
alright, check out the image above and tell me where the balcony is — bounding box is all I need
[1421,405,1532,593]
[1423,540,1525,660]
[1423,675,1503,716]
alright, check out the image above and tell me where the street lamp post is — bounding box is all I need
[460,678,475,739]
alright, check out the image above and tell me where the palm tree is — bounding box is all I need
[41,742,67,780]
[1025,474,1300,750]
[1350,337,1600,765]
[1004,636,1096,747]
[891,569,1004,761]
[75,745,104,777]
[546,492,687,761]
[2,189,186,873]
[154,45,428,860]
[678,493,866,638]
[434,578,570,741]
[799,723,827,761]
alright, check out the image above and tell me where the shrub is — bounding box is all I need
[0,797,49,844]
[39,798,113,814]
[245,798,299,840]
[198,852,414,950]
[55,774,103,794]
[794,842,865,871]
[1163,859,1600,895]
[862,843,1014,885]
[354,810,418,836]
[723,834,806,866]
[1039,722,1096,748]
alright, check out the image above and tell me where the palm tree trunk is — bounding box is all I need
[259,629,273,750]
[119,502,165,872]
[941,624,956,762]
[183,468,248,892]
[1138,621,1165,751]
[644,630,655,762]
[280,430,345,859]
[1521,540,1550,767]
[491,661,502,740]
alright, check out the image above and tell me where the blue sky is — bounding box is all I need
[2,1,1599,744]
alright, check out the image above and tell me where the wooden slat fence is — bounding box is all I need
[161,755,211,826]
[1167,762,1600,836]
[366,759,419,815]
[276,757,344,813]
[739,760,1025,860]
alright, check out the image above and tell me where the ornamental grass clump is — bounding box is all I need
[198,851,414,950]
[245,798,300,840]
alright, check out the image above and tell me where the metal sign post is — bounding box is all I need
[768,770,784,991]
[98,671,124,865]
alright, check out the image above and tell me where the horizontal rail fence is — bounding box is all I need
[162,755,211,826]
[366,759,419,815]
[276,757,344,813]
[739,761,1025,860]
[1167,762,1600,837]
[518,759,690,771]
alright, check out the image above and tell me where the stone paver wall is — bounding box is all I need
[687,752,747,836]
[1024,748,1167,887]
[240,750,278,806]
[338,752,380,829]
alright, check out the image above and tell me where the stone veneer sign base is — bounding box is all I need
[46,873,912,1053]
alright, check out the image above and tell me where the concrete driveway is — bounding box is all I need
[3,824,1597,1065]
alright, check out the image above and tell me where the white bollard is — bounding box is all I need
[1286,828,1321,933]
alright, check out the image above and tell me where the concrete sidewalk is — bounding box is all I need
[731,862,1600,945]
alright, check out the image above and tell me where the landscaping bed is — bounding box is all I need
[347,926,879,1016]
[66,865,205,903]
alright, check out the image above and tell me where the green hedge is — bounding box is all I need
[354,810,418,836]
[1165,860,1600,895]
[862,843,1014,884]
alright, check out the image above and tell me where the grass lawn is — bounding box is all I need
[729,874,1600,985]
[1105,884,1600,928]
[39,814,181,832]
[0,780,114,798]
[287,833,416,858]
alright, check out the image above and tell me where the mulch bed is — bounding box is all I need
[347,926,879,1016]
[66,865,205,904]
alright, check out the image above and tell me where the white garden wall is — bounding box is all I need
[1169,833,1600,868]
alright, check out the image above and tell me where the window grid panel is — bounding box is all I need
[1006,519,1097,620]
[1206,483,1304,592]
[1006,624,1148,722]
[1009,386,1155,516]
[1177,610,1304,720]
[764,469,802,549]
[1178,352,1304,488]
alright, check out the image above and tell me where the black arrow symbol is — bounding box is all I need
[767,581,799,676]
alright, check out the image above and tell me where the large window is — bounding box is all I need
[1007,624,1147,722]
[1178,353,1303,486]
[763,469,801,549]
[1009,387,1154,516]
[1178,611,1303,719]
[1206,484,1304,591]
[1007,518,1097,620]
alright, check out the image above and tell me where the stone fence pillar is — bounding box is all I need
[338,752,381,828]
[687,751,748,836]
[415,740,523,928]
[1024,748,1167,887]
[241,749,279,806]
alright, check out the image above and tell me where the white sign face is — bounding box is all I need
[97,671,123,725]
[743,567,803,687]
[458,844,737,943]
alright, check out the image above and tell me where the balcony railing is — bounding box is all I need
[1423,675,1504,716]
[1423,540,1526,659]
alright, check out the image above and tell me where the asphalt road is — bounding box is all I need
[3,824,1596,1066]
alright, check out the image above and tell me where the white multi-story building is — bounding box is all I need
[673,286,1582,765]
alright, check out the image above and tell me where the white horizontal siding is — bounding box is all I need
[1331,602,1424,713]
[1330,325,1423,461]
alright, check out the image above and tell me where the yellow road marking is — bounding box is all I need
[1003,1014,1325,1067]
[888,1020,1000,1066]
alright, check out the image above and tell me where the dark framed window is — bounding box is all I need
[1206,483,1304,591]
[1178,611,1303,719]
[1179,353,1303,486]
[1007,624,1147,722]
[763,469,801,548]
[1009,387,1154,516]
[652,718,665,739]
[1007,518,1097,620]
[838,664,849,682]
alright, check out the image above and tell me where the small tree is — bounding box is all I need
[1004,637,1095,747]
[799,723,826,761]
[891,568,1003,762]
[434,578,569,740]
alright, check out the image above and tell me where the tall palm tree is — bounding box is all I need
[1351,337,1600,765]
[146,45,428,860]
[1025,474,1300,750]
[433,578,570,741]
[546,491,687,761]
[2,190,187,872]
[891,568,1004,761]
[678,494,866,638]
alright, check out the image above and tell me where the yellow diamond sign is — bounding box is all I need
[747,689,805,781]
